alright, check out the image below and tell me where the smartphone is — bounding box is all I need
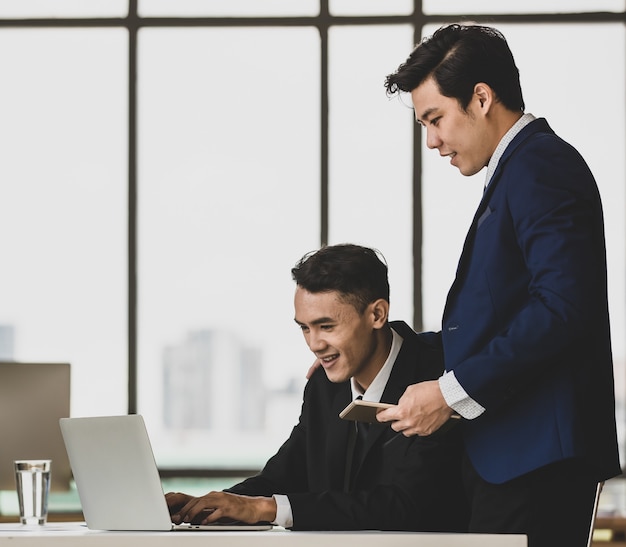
[339,399,396,423]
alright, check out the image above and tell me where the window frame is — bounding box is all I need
[1,0,624,477]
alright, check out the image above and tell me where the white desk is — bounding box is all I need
[0,522,527,546]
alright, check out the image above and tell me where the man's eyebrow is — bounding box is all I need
[417,106,438,124]
[294,317,335,326]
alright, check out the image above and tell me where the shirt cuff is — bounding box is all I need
[439,370,485,420]
[272,494,293,528]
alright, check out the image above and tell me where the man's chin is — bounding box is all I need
[324,369,350,384]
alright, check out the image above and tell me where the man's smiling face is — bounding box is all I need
[294,287,380,386]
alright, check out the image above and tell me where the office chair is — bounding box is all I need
[586,481,605,547]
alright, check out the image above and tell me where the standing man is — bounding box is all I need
[377,23,621,547]
[166,243,468,531]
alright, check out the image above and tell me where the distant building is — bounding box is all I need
[163,329,265,432]
[0,325,15,360]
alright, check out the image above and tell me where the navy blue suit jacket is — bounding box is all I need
[227,321,468,531]
[442,118,621,484]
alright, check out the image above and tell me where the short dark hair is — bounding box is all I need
[385,23,525,112]
[291,243,389,314]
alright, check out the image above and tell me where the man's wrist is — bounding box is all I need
[257,495,278,523]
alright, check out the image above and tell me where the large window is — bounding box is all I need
[137,26,321,465]
[0,28,128,417]
[1,2,624,484]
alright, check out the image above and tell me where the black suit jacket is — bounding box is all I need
[227,321,468,531]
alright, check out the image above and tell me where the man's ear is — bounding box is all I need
[474,82,494,114]
[371,299,390,328]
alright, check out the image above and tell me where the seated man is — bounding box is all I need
[166,243,468,531]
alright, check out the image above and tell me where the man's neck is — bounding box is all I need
[489,106,524,155]
[353,326,394,393]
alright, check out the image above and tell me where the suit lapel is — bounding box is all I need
[327,386,353,488]
[445,119,548,310]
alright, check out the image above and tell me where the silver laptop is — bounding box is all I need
[59,414,272,531]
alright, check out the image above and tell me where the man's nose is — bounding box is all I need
[426,128,441,149]
[308,332,327,352]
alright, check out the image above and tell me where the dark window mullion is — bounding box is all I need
[127,0,138,415]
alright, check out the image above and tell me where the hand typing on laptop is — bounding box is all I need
[166,491,276,526]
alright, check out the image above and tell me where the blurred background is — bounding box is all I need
[0,0,624,514]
